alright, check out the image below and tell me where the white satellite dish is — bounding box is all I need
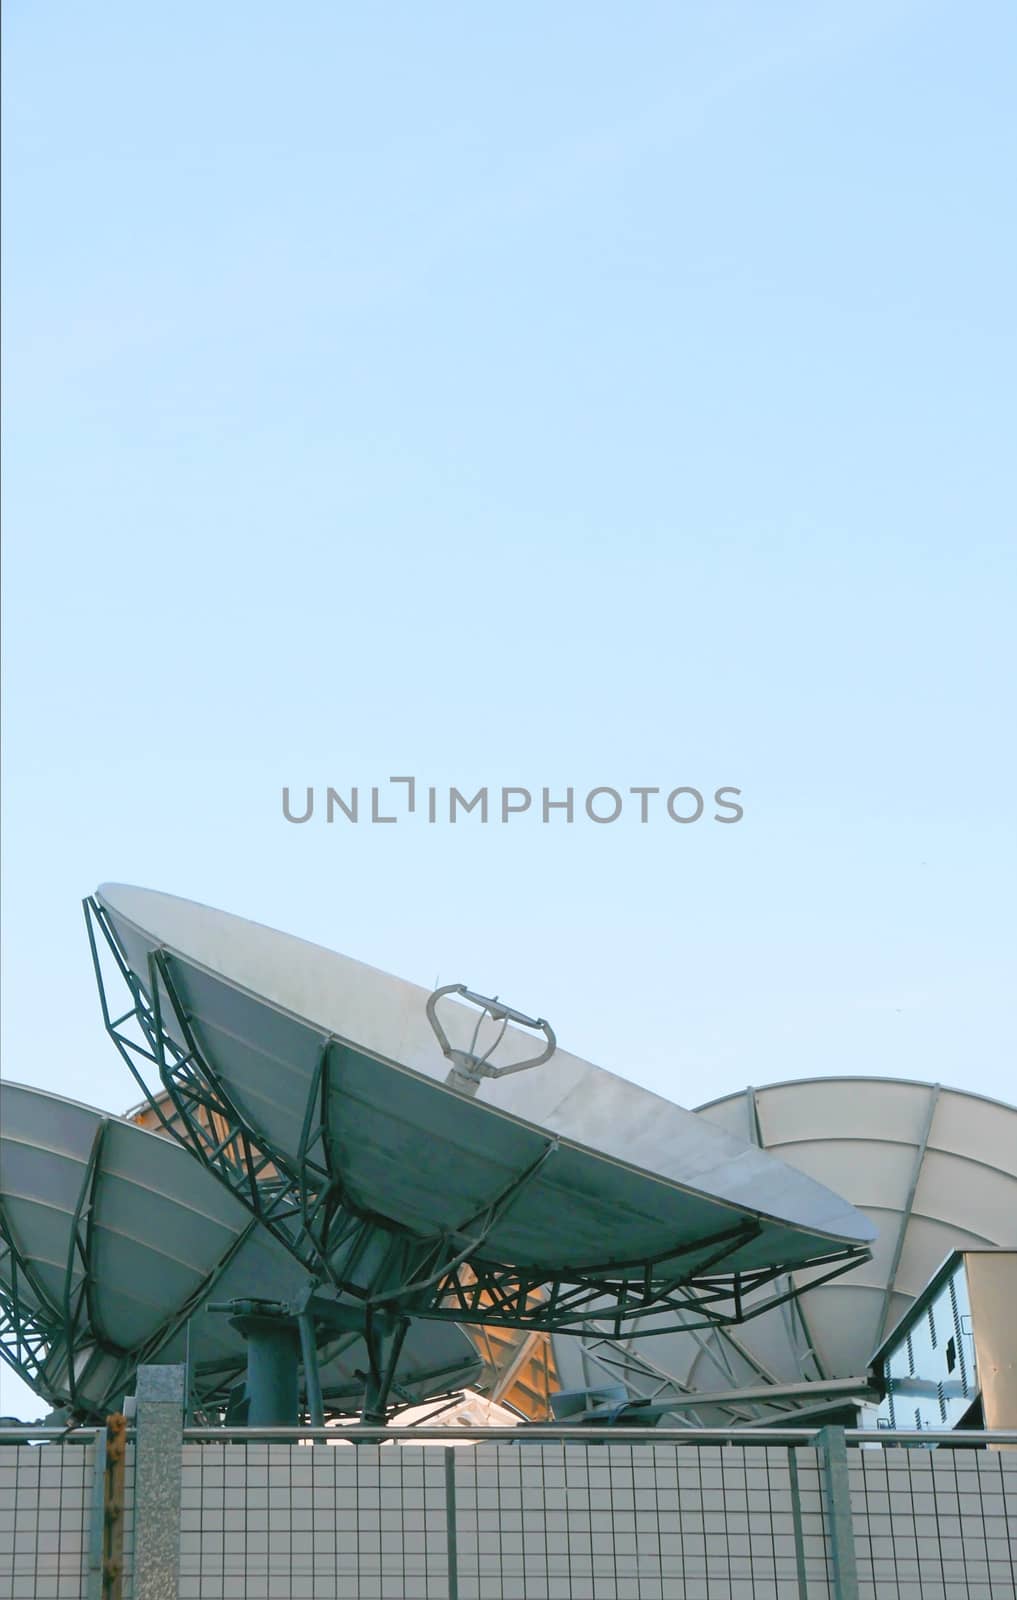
[85,885,874,1353]
[553,1076,1017,1425]
[0,1082,481,1422]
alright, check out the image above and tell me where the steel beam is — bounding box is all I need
[875,1083,940,1346]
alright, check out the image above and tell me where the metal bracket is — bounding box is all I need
[427,984,556,1096]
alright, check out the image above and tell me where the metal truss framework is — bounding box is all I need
[2,1158,444,1426]
[0,1238,451,1429]
[84,897,871,1344]
[0,1213,56,1400]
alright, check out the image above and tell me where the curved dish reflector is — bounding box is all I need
[89,885,873,1334]
[553,1077,1017,1423]
[0,1083,481,1420]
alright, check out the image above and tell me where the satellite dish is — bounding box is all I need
[0,1082,481,1422]
[553,1076,1017,1425]
[86,885,874,1348]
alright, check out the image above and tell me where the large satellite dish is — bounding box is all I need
[85,885,874,1351]
[0,1082,481,1423]
[553,1077,1017,1425]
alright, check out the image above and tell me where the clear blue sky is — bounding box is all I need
[1,3,1014,1410]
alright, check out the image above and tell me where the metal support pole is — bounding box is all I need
[297,1310,325,1427]
[815,1425,860,1600]
[361,1312,409,1424]
[183,1318,193,1424]
[444,1448,459,1600]
[133,1365,185,1600]
[231,1314,301,1427]
[787,1445,810,1599]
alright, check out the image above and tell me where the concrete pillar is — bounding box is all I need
[133,1364,185,1599]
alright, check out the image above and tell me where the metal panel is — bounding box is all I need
[935,1088,1017,1171]
[963,1250,1017,1430]
[910,1147,1017,1236]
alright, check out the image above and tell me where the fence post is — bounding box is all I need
[444,1447,459,1600]
[132,1365,185,1599]
[786,1445,810,1597]
[815,1426,860,1600]
[85,1427,107,1600]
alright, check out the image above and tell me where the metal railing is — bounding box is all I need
[0,1425,105,1440]
[4,1422,1016,1445]
[171,1423,1017,1445]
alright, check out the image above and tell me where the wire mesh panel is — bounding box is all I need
[0,1443,93,1600]
[174,1437,834,1600]
[850,1446,1017,1600]
[453,1440,829,1600]
[178,1441,452,1599]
